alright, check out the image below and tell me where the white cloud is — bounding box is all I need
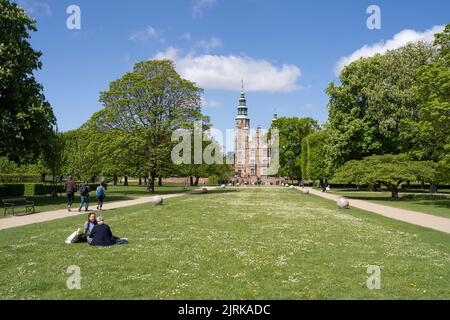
[334,25,445,75]
[194,37,222,53]
[192,0,217,18]
[129,26,164,43]
[201,97,222,108]
[152,47,302,92]
[18,0,51,17]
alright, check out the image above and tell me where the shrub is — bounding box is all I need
[0,174,41,183]
[0,184,25,197]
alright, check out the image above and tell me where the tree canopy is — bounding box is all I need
[332,154,439,200]
[93,60,207,191]
[0,0,56,163]
[326,42,435,170]
[269,117,319,179]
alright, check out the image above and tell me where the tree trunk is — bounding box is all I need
[421,181,425,190]
[144,176,147,185]
[113,174,118,186]
[124,176,128,186]
[41,173,46,183]
[138,177,142,185]
[158,177,162,187]
[148,172,155,192]
[194,176,200,186]
[391,186,399,201]
[189,176,194,186]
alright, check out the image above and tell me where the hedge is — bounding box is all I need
[0,184,25,197]
[0,174,41,183]
[0,183,106,197]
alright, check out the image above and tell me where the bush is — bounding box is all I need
[0,174,41,183]
[0,184,25,197]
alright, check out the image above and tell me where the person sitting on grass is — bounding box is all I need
[65,212,97,244]
[84,212,97,244]
[89,216,128,246]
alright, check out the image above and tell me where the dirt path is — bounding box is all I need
[305,187,450,234]
[0,188,214,231]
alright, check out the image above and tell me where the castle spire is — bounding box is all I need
[236,81,248,119]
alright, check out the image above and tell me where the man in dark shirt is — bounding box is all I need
[63,176,77,212]
[89,216,128,246]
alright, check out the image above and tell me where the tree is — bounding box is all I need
[332,154,437,200]
[326,42,435,170]
[301,131,330,184]
[0,0,56,163]
[97,60,206,192]
[269,117,319,181]
[400,24,450,167]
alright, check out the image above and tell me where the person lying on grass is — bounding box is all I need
[89,216,128,246]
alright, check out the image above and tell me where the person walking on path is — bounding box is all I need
[95,182,106,211]
[78,181,90,212]
[63,176,77,212]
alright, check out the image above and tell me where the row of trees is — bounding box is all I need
[271,24,450,198]
[55,60,232,191]
[0,1,232,191]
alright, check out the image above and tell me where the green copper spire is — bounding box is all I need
[236,80,248,118]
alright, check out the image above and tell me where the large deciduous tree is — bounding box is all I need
[0,0,56,163]
[97,60,205,192]
[400,24,450,167]
[332,154,437,200]
[326,42,434,170]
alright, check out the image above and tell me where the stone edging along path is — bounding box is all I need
[304,187,450,235]
[0,188,216,231]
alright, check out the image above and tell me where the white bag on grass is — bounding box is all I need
[65,228,81,244]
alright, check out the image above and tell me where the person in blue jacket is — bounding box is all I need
[89,216,128,246]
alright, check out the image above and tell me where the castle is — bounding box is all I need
[234,87,277,179]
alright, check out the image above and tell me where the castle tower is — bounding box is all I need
[234,83,250,177]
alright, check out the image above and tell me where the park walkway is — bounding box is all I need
[305,187,450,234]
[0,188,214,231]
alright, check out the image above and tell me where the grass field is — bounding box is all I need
[0,187,449,299]
[329,190,450,219]
[1,184,192,216]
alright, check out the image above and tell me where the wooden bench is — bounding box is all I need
[2,198,35,216]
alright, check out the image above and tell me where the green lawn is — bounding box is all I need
[0,187,449,299]
[1,184,192,216]
[329,190,450,219]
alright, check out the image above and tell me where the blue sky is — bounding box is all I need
[17,0,450,148]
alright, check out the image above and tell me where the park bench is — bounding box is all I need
[2,198,35,216]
